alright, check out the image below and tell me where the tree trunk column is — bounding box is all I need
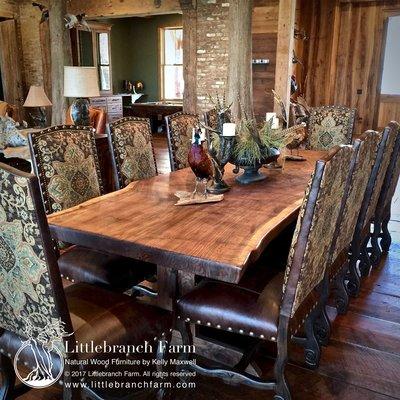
[226,0,254,121]
[49,0,72,125]
[274,0,296,118]
[180,0,197,114]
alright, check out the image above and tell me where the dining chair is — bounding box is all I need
[326,131,381,315]
[175,145,356,400]
[165,112,199,171]
[307,105,356,151]
[369,121,400,266]
[346,123,399,297]
[0,162,172,400]
[109,117,158,190]
[28,125,156,291]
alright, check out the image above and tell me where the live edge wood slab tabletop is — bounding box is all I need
[48,150,325,307]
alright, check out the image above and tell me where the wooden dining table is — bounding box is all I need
[48,150,325,310]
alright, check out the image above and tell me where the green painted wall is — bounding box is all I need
[108,14,182,101]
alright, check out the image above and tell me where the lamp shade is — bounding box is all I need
[64,66,100,98]
[23,85,52,107]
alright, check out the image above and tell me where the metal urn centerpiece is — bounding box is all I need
[231,117,284,185]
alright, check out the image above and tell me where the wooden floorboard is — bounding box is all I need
[15,141,400,399]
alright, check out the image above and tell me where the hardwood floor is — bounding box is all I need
[15,136,400,399]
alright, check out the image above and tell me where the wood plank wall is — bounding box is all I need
[378,95,400,127]
[296,0,400,133]
[252,0,279,120]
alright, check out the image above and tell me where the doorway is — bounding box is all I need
[377,12,400,129]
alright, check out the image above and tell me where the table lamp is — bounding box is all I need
[23,85,52,128]
[64,66,100,126]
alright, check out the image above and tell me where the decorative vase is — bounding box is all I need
[233,147,280,185]
[71,98,90,126]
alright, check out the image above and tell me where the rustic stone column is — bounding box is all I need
[49,0,72,125]
[226,0,254,121]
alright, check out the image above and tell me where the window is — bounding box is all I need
[97,32,111,92]
[160,27,184,101]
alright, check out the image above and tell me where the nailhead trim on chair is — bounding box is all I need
[178,301,320,341]
[177,316,277,340]
[60,273,75,283]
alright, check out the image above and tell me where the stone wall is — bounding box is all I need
[17,0,47,88]
[196,0,230,114]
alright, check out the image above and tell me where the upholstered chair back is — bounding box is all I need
[364,123,399,225]
[332,131,382,261]
[381,122,400,212]
[29,126,103,214]
[165,112,199,171]
[307,106,356,150]
[109,117,158,190]
[0,163,71,341]
[204,108,218,130]
[204,108,232,130]
[280,146,355,317]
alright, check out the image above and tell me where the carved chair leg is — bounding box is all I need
[313,276,331,347]
[333,268,350,315]
[303,308,321,369]
[359,237,372,278]
[291,309,321,370]
[0,355,15,400]
[273,327,291,400]
[381,212,392,253]
[346,251,361,297]
[313,306,331,347]
[369,220,382,268]
[177,319,193,362]
[156,339,169,400]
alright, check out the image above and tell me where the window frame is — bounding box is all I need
[159,26,184,102]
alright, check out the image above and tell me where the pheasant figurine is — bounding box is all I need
[188,128,214,198]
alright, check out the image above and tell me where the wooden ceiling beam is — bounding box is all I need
[67,0,182,18]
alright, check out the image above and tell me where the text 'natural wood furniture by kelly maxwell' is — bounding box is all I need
[47,150,324,310]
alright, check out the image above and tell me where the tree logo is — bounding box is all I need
[13,316,70,389]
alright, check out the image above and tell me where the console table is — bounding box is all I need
[123,103,183,133]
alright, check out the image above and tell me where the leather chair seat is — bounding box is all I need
[58,245,156,290]
[0,283,171,375]
[176,272,284,339]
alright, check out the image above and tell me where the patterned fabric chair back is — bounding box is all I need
[364,123,399,225]
[381,122,400,212]
[332,131,382,260]
[109,117,158,189]
[307,106,356,151]
[280,146,355,317]
[204,108,218,130]
[0,163,71,342]
[29,126,103,214]
[165,112,199,171]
